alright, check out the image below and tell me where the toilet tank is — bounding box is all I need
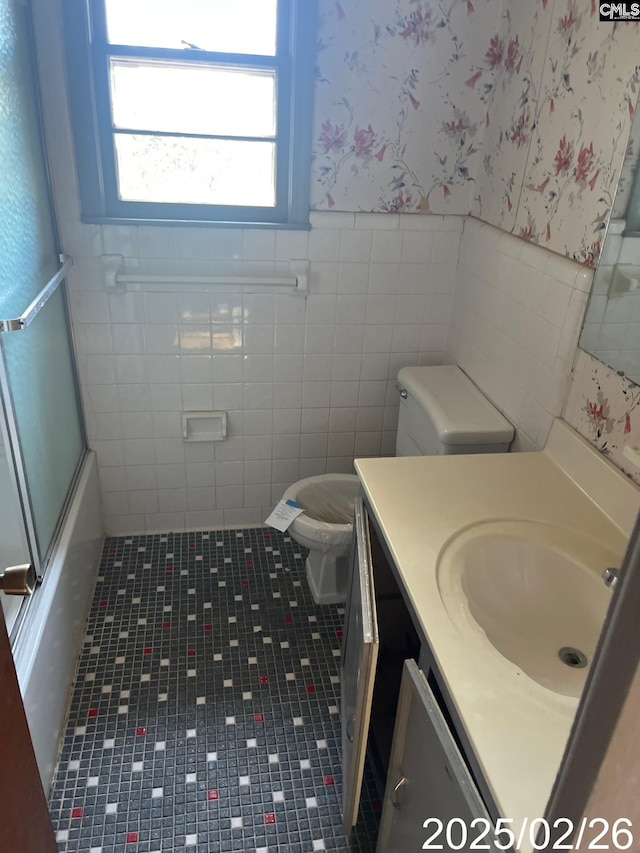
[395,366,514,456]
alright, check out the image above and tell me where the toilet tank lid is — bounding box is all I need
[397,365,514,445]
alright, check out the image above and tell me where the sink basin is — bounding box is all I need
[437,521,618,698]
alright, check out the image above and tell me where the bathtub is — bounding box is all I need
[11,451,103,791]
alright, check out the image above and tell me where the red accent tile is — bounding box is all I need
[241,578,250,585]
[204,624,213,632]
[162,622,171,629]
[136,727,147,736]
[254,713,264,722]
[165,566,173,572]
[71,807,84,818]
[99,600,108,608]
[324,776,335,786]
[264,813,276,825]
[126,832,139,844]
[336,630,343,638]
[259,675,269,684]
[109,549,116,555]
[285,616,294,624]
[306,685,316,694]
[188,650,197,657]
[207,790,219,801]
[245,561,253,567]
[88,709,99,718]
[143,647,153,655]
[189,544,196,550]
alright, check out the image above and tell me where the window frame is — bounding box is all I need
[61,0,316,228]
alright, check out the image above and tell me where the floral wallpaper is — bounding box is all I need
[564,349,640,485]
[512,4,639,265]
[471,0,554,232]
[311,0,503,214]
[311,0,640,264]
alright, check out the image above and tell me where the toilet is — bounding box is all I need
[284,365,514,605]
[282,474,360,605]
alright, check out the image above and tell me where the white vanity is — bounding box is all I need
[341,420,639,851]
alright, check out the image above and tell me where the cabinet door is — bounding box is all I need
[341,496,379,835]
[377,659,499,853]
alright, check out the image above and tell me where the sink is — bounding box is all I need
[436,521,618,698]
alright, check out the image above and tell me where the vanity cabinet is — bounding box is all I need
[342,497,500,851]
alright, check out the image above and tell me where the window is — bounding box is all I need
[61,0,316,227]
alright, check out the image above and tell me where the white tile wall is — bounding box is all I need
[67,213,462,534]
[446,218,593,451]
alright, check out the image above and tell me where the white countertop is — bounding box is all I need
[355,421,639,843]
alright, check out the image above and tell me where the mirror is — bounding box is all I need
[579,97,640,381]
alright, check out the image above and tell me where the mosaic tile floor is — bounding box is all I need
[49,528,380,852]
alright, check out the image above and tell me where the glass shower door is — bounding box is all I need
[0,284,84,569]
[0,0,85,595]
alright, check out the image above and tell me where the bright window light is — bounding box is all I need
[115,136,276,206]
[104,0,278,55]
[110,61,277,138]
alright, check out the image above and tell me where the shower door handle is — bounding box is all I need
[0,564,36,595]
[0,255,72,332]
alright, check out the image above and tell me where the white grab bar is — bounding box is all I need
[101,255,308,294]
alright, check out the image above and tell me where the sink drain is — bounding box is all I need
[558,647,588,669]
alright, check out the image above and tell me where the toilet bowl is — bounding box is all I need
[283,474,360,605]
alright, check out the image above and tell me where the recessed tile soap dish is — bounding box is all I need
[182,411,227,442]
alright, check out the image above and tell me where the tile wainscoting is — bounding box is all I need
[67,213,461,534]
[447,218,593,451]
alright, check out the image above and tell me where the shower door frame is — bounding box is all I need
[0,267,88,582]
[0,0,88,632]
